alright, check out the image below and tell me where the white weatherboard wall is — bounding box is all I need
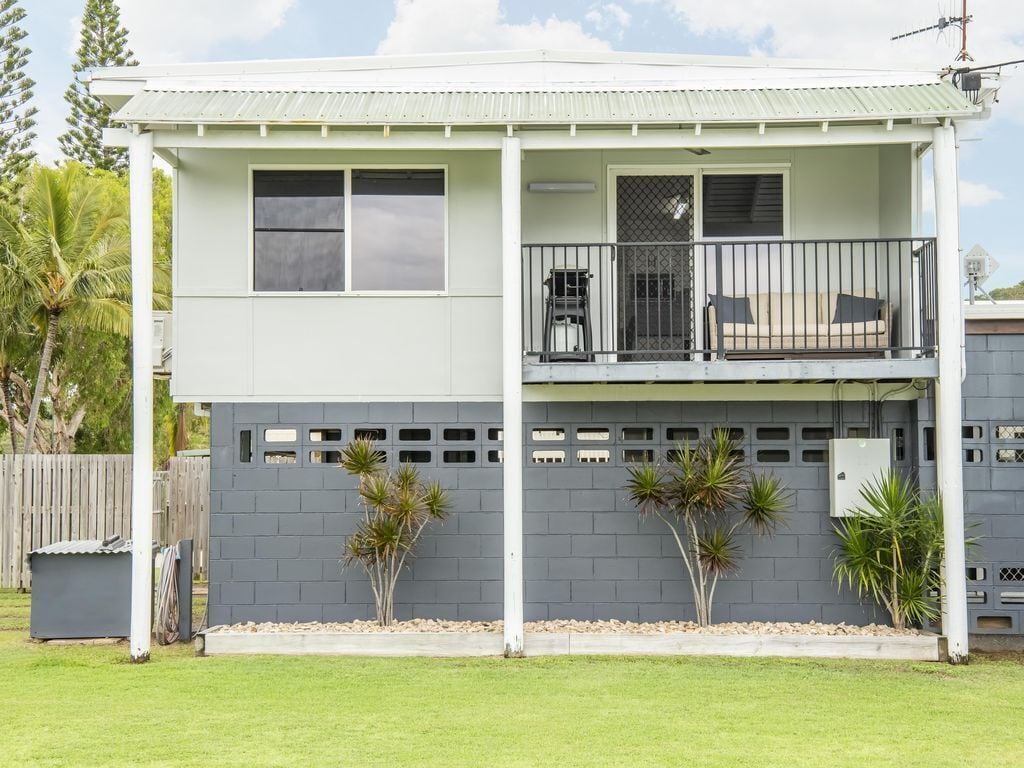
[173,149,502,402]
[173,145,912,402]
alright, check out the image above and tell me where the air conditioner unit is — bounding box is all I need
[152,311,173,379]
[829,438,891,517]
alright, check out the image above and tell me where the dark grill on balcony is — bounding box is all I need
[522,238,938,363]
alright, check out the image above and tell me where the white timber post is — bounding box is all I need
[932,123,968,664]
[129,130,155,662]
[501,136,524,657]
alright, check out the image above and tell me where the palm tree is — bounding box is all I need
[0,164,169,453]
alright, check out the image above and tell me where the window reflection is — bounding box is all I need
[351,170,445,291]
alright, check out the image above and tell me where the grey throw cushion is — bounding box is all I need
[832,293,884,324]
[709,294,754,324]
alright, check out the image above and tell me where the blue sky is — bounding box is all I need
[21,0,1024,287]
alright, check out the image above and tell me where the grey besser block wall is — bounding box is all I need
[209,399,916,626]
[209,402,505,625]
[927,332,1024,634]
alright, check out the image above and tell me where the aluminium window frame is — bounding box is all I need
[247,163,450,297]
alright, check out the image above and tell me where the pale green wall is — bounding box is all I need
[173,149,502,401]
[521,146,900,242]
[172,144,914,401]
[878,144,914,237]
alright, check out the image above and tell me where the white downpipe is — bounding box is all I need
[932,124,968,664]
[501,136,524,657]
[129,131,155,662]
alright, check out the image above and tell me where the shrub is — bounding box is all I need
[832,470,946,629]
[625,429,790,626]
[339,438,451,626]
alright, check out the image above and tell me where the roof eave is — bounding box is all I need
[85,48,951,84]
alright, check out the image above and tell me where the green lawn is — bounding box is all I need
[1,589,1023,767]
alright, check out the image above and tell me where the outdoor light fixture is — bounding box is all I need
[526,182,597,193]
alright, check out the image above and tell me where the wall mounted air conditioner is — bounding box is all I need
[828,438,891,517]
[152,311,173,379]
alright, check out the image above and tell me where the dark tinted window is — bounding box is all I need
[702,174,783,238]
[351,170,445,290]
[254,171,345,291]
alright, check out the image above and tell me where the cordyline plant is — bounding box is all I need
[832,471,950,630]
[339,438,450,627]
[625,428,790,627]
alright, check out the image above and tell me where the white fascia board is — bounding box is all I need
[103,126,503,150]
[171,394,503,404]
[964,300,1024,321]
[89,78,146,110]
[120,71,947,93]
[104,123,933,152]
[84,48,945,85]
[520,123,935,149]
[523,383,925,402]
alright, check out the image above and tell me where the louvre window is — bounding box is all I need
[702,174,784,238]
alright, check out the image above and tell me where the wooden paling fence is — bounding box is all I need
[161,456,210,581]
[0,454,209,589]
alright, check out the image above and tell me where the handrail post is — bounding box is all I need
[715,244,725,360]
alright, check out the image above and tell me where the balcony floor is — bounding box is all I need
[522,356,939,384]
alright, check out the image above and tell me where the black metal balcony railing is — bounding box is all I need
[522,238,938,363]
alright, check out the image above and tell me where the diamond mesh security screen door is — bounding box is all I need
[615,175,695,360]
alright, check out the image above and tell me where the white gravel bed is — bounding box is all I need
[208,619,920,637]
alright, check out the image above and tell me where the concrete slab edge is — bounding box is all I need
[202,630,941,661]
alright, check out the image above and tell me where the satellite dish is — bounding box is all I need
[963,244,999,303]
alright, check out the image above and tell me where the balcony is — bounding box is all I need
[522,238,938,383]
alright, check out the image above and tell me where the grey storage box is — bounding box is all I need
[29,537,134,639]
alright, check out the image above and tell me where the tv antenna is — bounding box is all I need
[963,244,999,305]
[891,0,973,62]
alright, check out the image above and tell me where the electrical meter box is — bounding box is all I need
[828,438,891,518]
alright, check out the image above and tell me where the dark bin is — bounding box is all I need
[29,537,134,639]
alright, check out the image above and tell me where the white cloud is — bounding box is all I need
[586,3,632,37]
[659,1,1017,62]
[922,177,1004,212]
[118,0,297,63]
[658,1,1024,120]
[959,179,1005,207]
[377,0,611,54]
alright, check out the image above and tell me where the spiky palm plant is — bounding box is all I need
[339,438,451,626]
[832,471,949,629]
[625,428,790,626]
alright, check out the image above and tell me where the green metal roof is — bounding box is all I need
[115,82,976,126]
